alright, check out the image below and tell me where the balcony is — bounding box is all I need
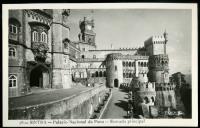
[9,33,18,41]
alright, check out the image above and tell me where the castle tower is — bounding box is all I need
[105,53,123,88]
[147,31,176,109]
[8,10,27,97]
[78,17,96,47]
[51,9,72,89]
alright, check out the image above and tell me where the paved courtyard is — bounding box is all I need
[101,88,129,119]
[9,86,90,109]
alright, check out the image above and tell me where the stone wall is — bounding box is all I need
[9,85,108,119]
[155,90,176,109]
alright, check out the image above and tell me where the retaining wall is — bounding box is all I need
[9,85,108,119]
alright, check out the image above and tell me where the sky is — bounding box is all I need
[67,9,192,75]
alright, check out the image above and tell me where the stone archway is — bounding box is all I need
[30,64,50,89]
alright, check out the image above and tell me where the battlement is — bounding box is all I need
[144,35,166,47]
[119,47,138,50]
[155,82,176,91]
[106,53,149,61]
[136,82,156,92]
[152,35,165,42]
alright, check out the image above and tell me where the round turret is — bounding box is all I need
[148,54,169,83]
[106,53,123,88]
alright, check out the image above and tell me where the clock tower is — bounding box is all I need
[78,17,96,46]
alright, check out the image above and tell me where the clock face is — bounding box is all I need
[86,25,92,30]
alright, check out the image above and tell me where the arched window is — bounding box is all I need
[32,31,39,42]
[95,71,98,77]
[99,71,103,77]
[9,75,17,87]
[115,66,117,71]
[129,73,131,78]
[41,32,47,43]
[126,73,128,78]
[126,62,129,67]
[9,47,16,57]
[129,62,131,67]
[141,62,143,67]
[146,84,148,88]
[123,61,125,67]
[138,62,140,66]
[123,73,125,78]
[9,18,21,34]
[144,62,146,67]
[132,62,135,67]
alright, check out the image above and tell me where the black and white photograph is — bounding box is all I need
[2,3,198,127]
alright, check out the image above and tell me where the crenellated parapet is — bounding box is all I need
[155,83,176,91]
[106,53,123,61]
[148,54,169,70]
[144,35,166,47]
[106,53,149,61]
[133,81,156,92]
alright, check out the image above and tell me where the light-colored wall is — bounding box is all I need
[51,9,71,89]
[82,49,137,59]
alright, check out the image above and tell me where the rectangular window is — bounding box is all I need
[9,25,18,34]
[9,80,12,87]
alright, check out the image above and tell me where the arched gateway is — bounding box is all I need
[114,79,119,88]
[30,64,50,89]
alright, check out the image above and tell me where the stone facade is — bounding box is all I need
[8,9,176,118]
[130,30,176,117]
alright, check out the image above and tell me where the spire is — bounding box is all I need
[163,29,168,42]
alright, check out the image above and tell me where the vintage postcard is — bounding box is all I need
[2,3,198,127]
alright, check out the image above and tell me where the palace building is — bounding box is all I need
[8,9,176,113]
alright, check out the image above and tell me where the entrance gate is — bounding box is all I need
[30,65,50,89]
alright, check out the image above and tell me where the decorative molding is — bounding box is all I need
[24,10,52,26]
